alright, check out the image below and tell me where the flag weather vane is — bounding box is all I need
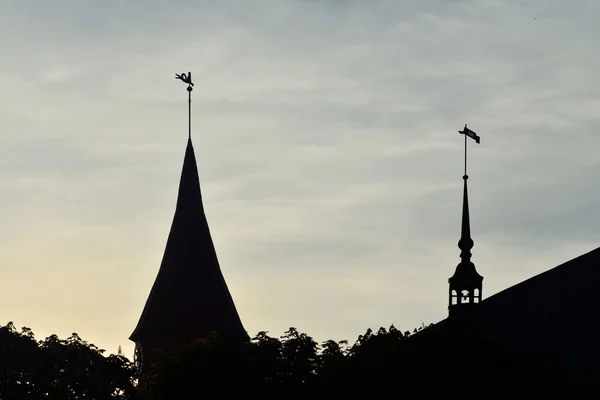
[458,124,481,179]
[176,72,194,139]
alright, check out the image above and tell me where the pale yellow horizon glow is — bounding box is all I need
[2,0,600,362]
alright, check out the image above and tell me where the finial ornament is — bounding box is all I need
[176,71,194,139]
[176,72,194,88]
[458,124,480,177]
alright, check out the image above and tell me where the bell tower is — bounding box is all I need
[448,125,483,317]
[448,174,483,316]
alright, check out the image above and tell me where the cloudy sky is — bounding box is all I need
[1,0,599,359]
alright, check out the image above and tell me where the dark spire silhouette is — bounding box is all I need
[449,125,483,316]
[130,138,248,346]
[130,73,247,355]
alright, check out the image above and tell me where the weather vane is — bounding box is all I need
[458,124,481,180]
[175,71,194,139]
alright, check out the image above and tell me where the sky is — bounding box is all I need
[1,0,600,359]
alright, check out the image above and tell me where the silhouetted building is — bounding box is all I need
[448,174,483,317]
[130,138,248,372]
[437,175,600,375]
[436,246,600,374]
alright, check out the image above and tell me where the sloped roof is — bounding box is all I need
[130,138,248,346]
[436,245,600,370]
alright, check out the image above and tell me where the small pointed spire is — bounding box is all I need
[448,155,483,315]
[458,175,474,261]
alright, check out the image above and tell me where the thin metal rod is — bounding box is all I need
[188,88,192,139]
[464,131,467,177]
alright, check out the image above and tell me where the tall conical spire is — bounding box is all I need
[448,125,483,316]
[130,138,247,346]
[130,73,247,350]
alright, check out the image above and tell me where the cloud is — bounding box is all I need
[1,0,600,357]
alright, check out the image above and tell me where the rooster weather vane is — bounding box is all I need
[175,72,194,89]
[176,71,194,139]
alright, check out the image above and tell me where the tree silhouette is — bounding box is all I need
[2,320,598,398]
[0,322,136,399]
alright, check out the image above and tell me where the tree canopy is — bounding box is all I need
[1,320,597,399]
[0,322,135,399]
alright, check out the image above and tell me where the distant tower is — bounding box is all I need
[130,73,248,373]
[448,125,483,317]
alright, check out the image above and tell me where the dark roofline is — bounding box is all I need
[436,245,600,371]
[483,245,600,305]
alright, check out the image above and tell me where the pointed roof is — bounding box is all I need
[449,175,483,288]
[130,138,248,346]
